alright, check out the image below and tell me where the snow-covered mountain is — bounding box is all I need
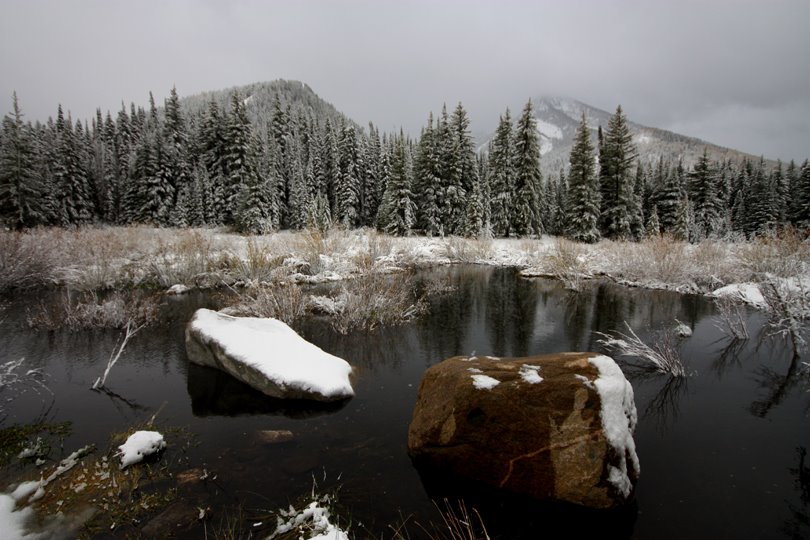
[479,96,772,177]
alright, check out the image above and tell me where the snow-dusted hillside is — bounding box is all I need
[479,96,773,177]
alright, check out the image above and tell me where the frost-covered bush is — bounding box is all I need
[0,230,56,291]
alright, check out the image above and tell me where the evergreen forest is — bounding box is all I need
[1,81,808,241]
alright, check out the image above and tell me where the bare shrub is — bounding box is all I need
[353,230,395,272]
[739,228,809,278]
[225,284,308,326]
[609,235,688,285]
[713,296,750,340]
[0,230,56,291]
[444,236,493,264]
[597,322,687,377]
[218,238,286,284]
[546,238,588,290]
[329,274,427,334]
[27,291,159,330]
[760,278,809,353]
[148,229,215,286]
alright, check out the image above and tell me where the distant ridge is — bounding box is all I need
[480,96,777,177]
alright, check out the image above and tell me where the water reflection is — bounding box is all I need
[186,363,349,418]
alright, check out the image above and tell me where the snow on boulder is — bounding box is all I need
[408,352,639,509]
[118,431,166,469]
[185,309,354,402]
[711,283,766,309]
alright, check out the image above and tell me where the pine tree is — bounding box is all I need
[336,124,361,227]
[463,174,485,237]
[789,159,810,228]
[688,148,722,239]
[745,158,777,236]
[0,93,47,228]
[598,105,636,239]
[565,112,600,242]
[413,112,443,235]
[378,134,415,236]
[223,91,259,224]
[656,159,684,235]
[163,86,191,213]
[512,100,543,236]
[488,109,515,237]
[54,110,95,225]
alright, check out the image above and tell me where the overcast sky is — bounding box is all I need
[2,0,808,162]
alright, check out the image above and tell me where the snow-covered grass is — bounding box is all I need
[1,225,806,309]
[597,322,687,377]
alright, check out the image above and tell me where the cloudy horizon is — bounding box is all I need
[2,0,808,162]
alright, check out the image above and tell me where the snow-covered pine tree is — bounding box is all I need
[598,105,636,239]
[744,158,777,236]
[362,124,384,227]
[629,163,645,240]
[462,173,485,237]
[163,86,191,214]
[788,159,810,229]
[478,152,491,234]
[565,112,600,243]
[655,159,684,235]
[512,100,543,237]
[54,110,95,225]
[336,123,362,227]
[413,112,443,236]
[488,109,515,237]
[688,148,722,239]
[378,133,415,236]
[235,167,275,235]
[223,91,259,224]
[0,93,48,228]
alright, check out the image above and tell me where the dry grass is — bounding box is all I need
[545,238,589,290]
[739,228,810,279]
[443,236,493,264]
[327,274,427,334]
[609,235,689,285]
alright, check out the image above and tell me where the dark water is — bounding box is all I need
[1,266,808,539]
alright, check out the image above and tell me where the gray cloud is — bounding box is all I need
[2,0,808,161]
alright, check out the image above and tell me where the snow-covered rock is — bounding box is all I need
[166,284,191,295]
[118,431,166,469]
[185,309,354,402]
[408,352,639,508]
[711,283,766,309]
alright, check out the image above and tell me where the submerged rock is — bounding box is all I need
[185,309,354,402]
[407,352,639,509]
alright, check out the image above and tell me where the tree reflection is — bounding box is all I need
[749,351,803,418]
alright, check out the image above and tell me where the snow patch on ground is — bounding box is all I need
[519,364,543,384]
[0,493,35,540]
[471,374,500,390]
[588,355,639,498]
[711,283,766,309]
[189,309,354,400]
[118,431,166,469]
[269,496,348,540]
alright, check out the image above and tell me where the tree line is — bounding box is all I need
[1,86,808,240]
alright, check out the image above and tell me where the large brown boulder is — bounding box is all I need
[407,352,639,509]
